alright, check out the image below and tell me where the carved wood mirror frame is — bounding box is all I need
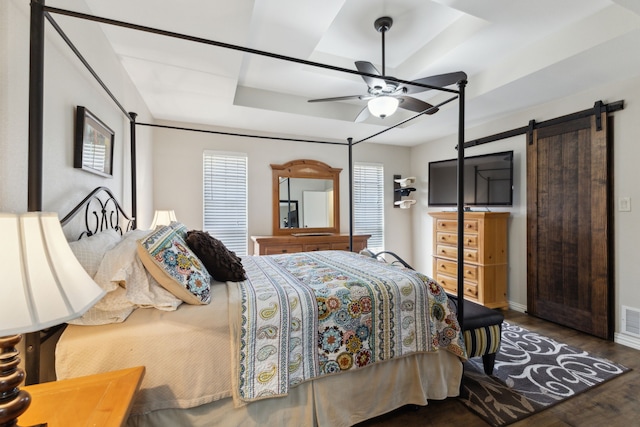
[271,159,341,236]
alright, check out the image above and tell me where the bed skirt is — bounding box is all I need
[127,349,462,427]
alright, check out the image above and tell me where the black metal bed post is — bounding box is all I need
[348,137,353,252]
[456,79,467,331]
[129,112,138,229]
[25,0,46,387]
[28,0,45,212]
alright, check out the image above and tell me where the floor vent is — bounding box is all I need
[622,306,640,337]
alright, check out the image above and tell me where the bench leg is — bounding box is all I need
[482,352,497,375]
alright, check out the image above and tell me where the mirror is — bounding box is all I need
[271,160,341,235]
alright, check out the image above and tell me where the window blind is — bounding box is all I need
[82,143,107,172]
[203,151,248,256]
[354,162,384,252]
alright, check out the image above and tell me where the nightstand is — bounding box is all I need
[17,366,144,427]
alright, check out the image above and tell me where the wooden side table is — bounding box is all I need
[17,366,144,427]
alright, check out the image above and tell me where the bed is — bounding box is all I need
[52,187,466,427]
[25,4,473,425]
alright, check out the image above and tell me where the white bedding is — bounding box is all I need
[56,283,232,415]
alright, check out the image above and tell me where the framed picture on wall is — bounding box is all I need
[74,106,114,177]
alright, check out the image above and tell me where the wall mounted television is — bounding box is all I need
[428,150,514,207]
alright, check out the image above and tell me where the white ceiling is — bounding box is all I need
[54,0,640,146]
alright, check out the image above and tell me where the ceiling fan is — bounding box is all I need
[308,16,466,122]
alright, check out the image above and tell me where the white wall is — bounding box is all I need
[1,0,154,224]
[411,73,640,345]
[151,121,414,260]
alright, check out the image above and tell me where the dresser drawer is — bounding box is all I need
[436,273,457,293]
[436,219,479,233]
[435,259,478,281]
[330,242,351,251]
[435,245,479,263]
[263,244,303,255]
[435,274,479,299]
[436,232,478,248]
[303,243,332,252]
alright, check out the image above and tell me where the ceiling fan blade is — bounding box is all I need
[397,96,439,115]
[308,94,365,103]
[355,61,387,90]
[354,105,371,123]
[404,71,468,94]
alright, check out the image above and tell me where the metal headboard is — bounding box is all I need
[25,187,135,385]
[60,186,135,239]
[361,249,415,270]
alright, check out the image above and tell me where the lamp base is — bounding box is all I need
[0,334,32,427]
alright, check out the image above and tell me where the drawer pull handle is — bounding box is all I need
[466,239,472,244]
[282,249,288,253]
[466,253,472,258]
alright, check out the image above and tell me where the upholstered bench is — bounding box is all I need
[447,295,504,375]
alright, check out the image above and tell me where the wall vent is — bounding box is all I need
[622,306,640,337]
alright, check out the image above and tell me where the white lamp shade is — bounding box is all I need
[0,212,106,335]
[367,96,400,118]
[150,210,177,229]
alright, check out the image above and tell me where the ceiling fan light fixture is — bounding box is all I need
[367,96,399,118]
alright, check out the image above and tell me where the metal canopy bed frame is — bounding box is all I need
[25,0,470,385]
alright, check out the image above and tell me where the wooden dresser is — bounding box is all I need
[252,234,370,255]
[429,211,509,309]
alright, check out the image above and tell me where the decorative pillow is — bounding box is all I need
[185,230,247,282]
[168,221,188,240]
[68,229,183,325]
[137,225,211,305]
[68,228,122,277]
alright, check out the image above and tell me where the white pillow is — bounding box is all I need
[69,229,183,326]
[68,229,122,277]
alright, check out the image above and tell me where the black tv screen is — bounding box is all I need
[428,151,513,207]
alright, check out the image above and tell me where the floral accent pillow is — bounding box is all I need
[137,225,211,305]
[168,221,188,240]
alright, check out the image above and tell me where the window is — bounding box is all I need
[203,151,248,256]
[354,162,384,252]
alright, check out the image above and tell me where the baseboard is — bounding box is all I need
[508,301,527,313]
[505,301,640,350]
[614,332,640,350]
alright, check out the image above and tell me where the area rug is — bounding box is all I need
[459,321,630,426]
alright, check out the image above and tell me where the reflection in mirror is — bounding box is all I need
[271,160,341,236]
[279,199,299,228]
[279,178,333,229]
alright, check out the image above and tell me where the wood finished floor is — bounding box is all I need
[357,309,640,427]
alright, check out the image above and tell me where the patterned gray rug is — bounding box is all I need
[459,321,630,426]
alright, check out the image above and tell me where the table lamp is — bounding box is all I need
[0,212,106,426]
[150,209,176,229]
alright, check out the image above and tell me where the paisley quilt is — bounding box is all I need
[233,250,466,403]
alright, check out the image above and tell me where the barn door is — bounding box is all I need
[527,112,612,339]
